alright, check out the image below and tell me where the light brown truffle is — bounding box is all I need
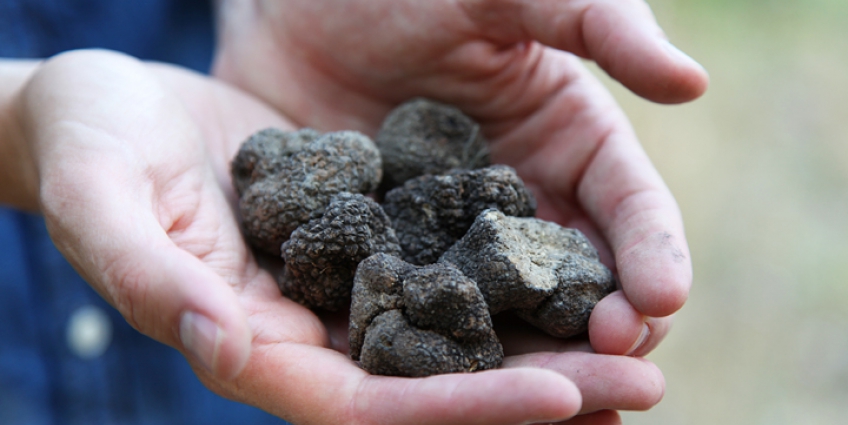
[440,209,616,338]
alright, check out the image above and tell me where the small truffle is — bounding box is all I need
[376,98,490,192]
[231,128,321,196]
[238,131,382,255]
[382,165,536,265]
[280,192,402,311]
[350,254,503,377]
[440,210,616,338]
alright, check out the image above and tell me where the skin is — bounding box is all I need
[0,0,707,423]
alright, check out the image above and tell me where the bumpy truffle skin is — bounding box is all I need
[279,193,402,311]
[350,254,503,377]
[349,254,414,359]
[238,131,382,255]
[382,165,536,265]
[231,128,321,196]
[440,209,616,338]
[360,310,501,377]
[375,98,490,192]
[403,265,493,341]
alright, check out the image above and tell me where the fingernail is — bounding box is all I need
[626,323,651,356]
[180,311,224,374]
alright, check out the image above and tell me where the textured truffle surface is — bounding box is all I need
[231,128,321,196]
[350,254,503,377]
[515,253,615,338]
[382,165,536,265]
[280,193,402,311]
[440,210,616,338]
[238,131,382,255]
[375,98,490,192]
[349,253,413,359]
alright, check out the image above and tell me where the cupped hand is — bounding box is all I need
[216,0,704,361]
[13,49,663,425]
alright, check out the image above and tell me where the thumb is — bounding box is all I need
[49,204,254,380]
[139,243,254,381]
[462,0,709,103]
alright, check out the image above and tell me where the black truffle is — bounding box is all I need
[350,254,503,377]
[376,98,490,192]
[382,165,536,265]
[231,128,321,196]
[440,209,616,338]
[237,130,382,255]
[280,192,402,311]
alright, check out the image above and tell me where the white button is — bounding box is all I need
[66,305,113,359]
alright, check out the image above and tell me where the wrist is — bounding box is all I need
[0,59,41,211]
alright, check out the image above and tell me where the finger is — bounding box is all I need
[504,352,665,414]
[130,236,255,380]
[493,311,595,356]
[488,58,692,317]
[550,410,621,425]
[220,344,582,425]
[588,290,673,356]
[461,0,708,103]
[353,368,581,425]
[577,130,693,317]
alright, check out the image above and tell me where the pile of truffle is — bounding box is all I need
[232,99,615,377]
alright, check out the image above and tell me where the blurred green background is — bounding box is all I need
[601,0,848,423]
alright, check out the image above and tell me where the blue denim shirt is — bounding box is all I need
[0,1,290,424]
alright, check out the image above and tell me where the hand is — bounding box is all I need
[214,0,706,417]
[12,49,664,425]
